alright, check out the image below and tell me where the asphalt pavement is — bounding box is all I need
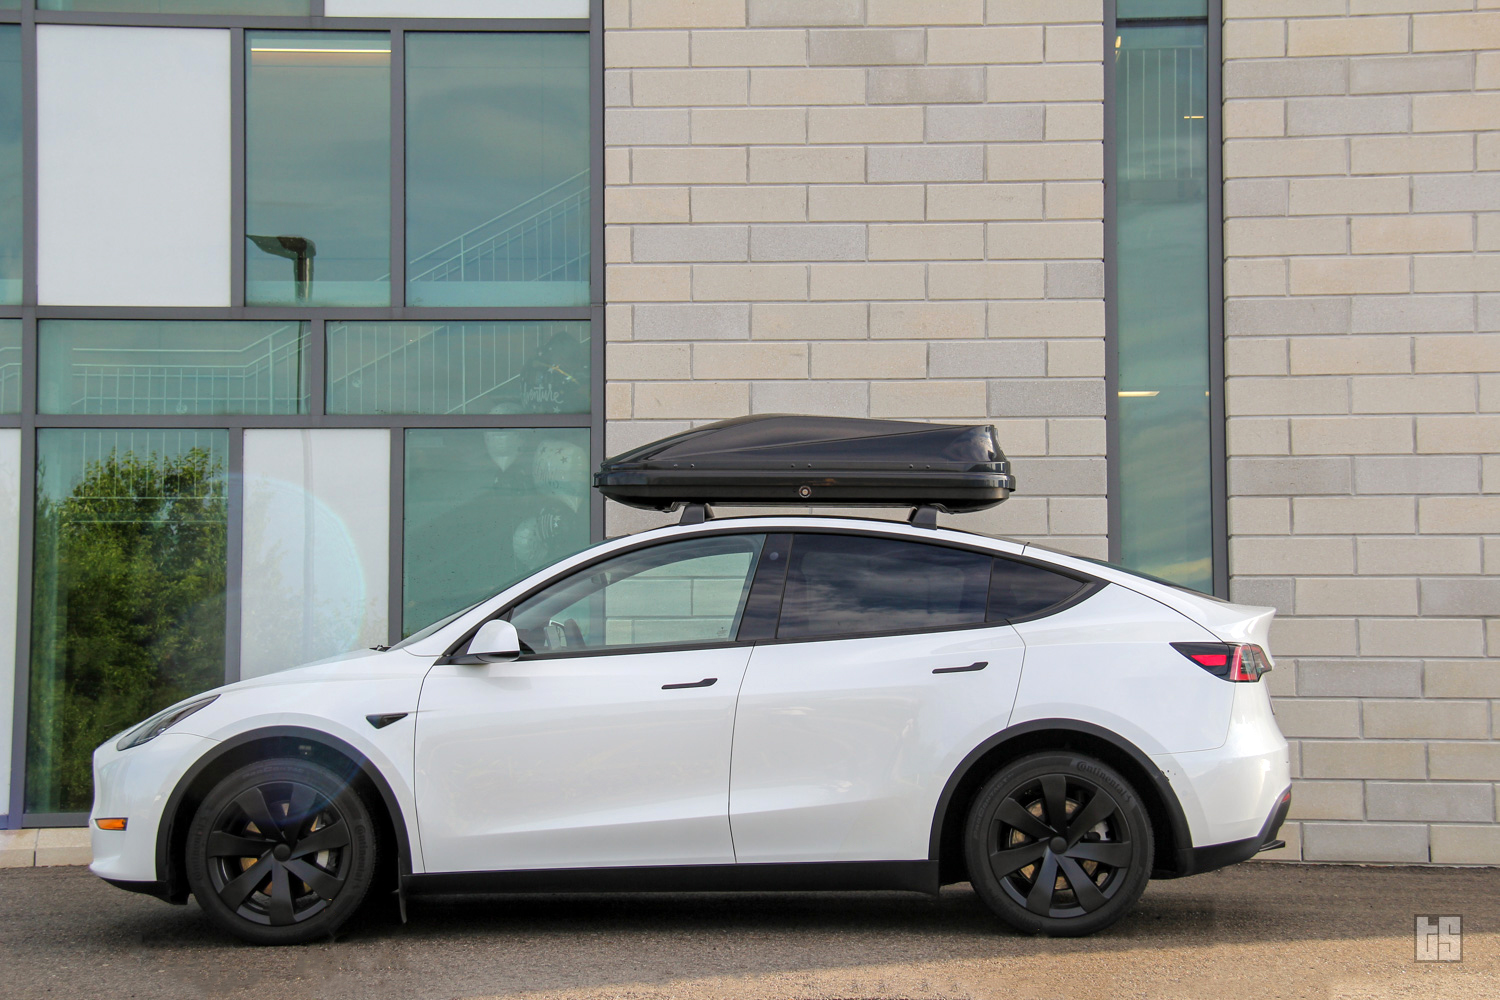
[0,863,1494,1000]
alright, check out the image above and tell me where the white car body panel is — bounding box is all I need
[91,645,432,877]
[729,624,1025,864]
[88,514,1290,900]
[1008,584,1236,756]
[415,646,751,873]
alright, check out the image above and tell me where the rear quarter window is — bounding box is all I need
[988,557,1091,622]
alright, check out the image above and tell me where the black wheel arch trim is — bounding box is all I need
[154,726,414,899]
[928,718,1195,877]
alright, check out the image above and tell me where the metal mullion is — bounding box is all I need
[387,427,403,646]
[230,27,245,309]
[390,27,405,310]
[588,0,604,545]
[1206,0,1228,599]
[32,413,592,429]
[7,314,35,828]
[32,13,588,32]
[20,0,35,311]
[308,317,326,416]
[30,306,596,321]
[1104,0,1122,569]
[225,426,243,684]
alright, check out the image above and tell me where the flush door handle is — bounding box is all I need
[662,677,718,690]
[932,661,988,675]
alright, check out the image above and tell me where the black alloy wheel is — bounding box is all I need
[185,758,379,945]
[964,752,1153,937]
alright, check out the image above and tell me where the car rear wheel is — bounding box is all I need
[964,752,1153,937]
[185,758,380,945]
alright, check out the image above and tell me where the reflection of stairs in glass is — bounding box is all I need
[69,325,305,415]
[407,171,591,285]
[328,321,556,415]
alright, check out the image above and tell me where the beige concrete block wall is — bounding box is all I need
[1225,2,1500,864]
[604,0,1108,552]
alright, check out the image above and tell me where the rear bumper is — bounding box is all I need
[1175,785,1292,878]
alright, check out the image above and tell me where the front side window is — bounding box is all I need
[509,535,765,655]
[777,534,991,641]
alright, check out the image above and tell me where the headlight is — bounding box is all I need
[116,695,219,751]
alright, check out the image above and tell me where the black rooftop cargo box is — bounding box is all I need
[594,415,1015,514]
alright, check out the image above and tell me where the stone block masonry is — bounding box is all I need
[605,0,1108,553]
[1225,2,1500,865]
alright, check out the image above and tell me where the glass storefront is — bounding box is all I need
[405,33,591,307]
[27,430,229,813]
[403,427,590,636]
[246,32,391,307]
[2,10,599,822]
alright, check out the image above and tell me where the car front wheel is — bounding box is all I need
[964,752,1153,937]
[185,757,380,945]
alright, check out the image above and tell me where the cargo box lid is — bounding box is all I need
[594,414,1015,514]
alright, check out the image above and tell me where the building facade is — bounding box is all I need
[0,0,1496,868]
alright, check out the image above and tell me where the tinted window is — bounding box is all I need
[510,535,764,655]
[988,558,1089,621]
[777,534,990,640]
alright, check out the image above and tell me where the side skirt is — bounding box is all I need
[403,861,941,898]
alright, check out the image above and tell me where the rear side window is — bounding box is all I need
[776,533,991,640]
[988,557,1089,621]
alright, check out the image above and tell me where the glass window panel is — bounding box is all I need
[1115,24,1214,593]
[777,534,991,641]
[27,429,228,813]
[39,320,310,416]
[0,430,19,811]
[510,535,763,654]
[328,0,588,15]
[242,430,390,679]
[327,320,590,416]
[40,1,309,12]
[403,428,589,635]
[406,33,590,308]
[37,25,231,307]
[987,558,1088,621]
[0,27,21,303]
[246,32,390,307]
[0,319,19,414]
[1117,0,1208,18]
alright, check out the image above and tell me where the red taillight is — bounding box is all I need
[1171,642,1272,682]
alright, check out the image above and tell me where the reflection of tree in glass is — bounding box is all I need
[28,448,225,812]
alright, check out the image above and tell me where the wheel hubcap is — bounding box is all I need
[203,780,352,927]
[984,771,1134,920]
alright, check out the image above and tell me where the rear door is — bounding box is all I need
[728,531,1028,864]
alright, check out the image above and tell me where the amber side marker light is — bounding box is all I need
[95,818,127,831]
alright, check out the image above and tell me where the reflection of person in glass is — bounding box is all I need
[485,428,587,567]
[518,327,588,414]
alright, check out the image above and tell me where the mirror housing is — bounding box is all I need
[463,619,521,663]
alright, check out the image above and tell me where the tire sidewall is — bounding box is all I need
[185,757,380,946]
[964,752,1153,937]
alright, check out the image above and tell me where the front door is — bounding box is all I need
[729,532,1028,864]
[415,533,766,874]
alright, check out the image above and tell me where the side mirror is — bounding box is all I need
[465,619,521,663]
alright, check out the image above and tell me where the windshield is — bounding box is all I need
[391,599,485,649]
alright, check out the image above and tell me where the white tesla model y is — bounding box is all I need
[89,416,1290,944]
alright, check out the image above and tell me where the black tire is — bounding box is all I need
[964,752,1153,937]
[185,757,380,945]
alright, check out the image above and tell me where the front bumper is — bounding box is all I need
[89,732,216,887]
